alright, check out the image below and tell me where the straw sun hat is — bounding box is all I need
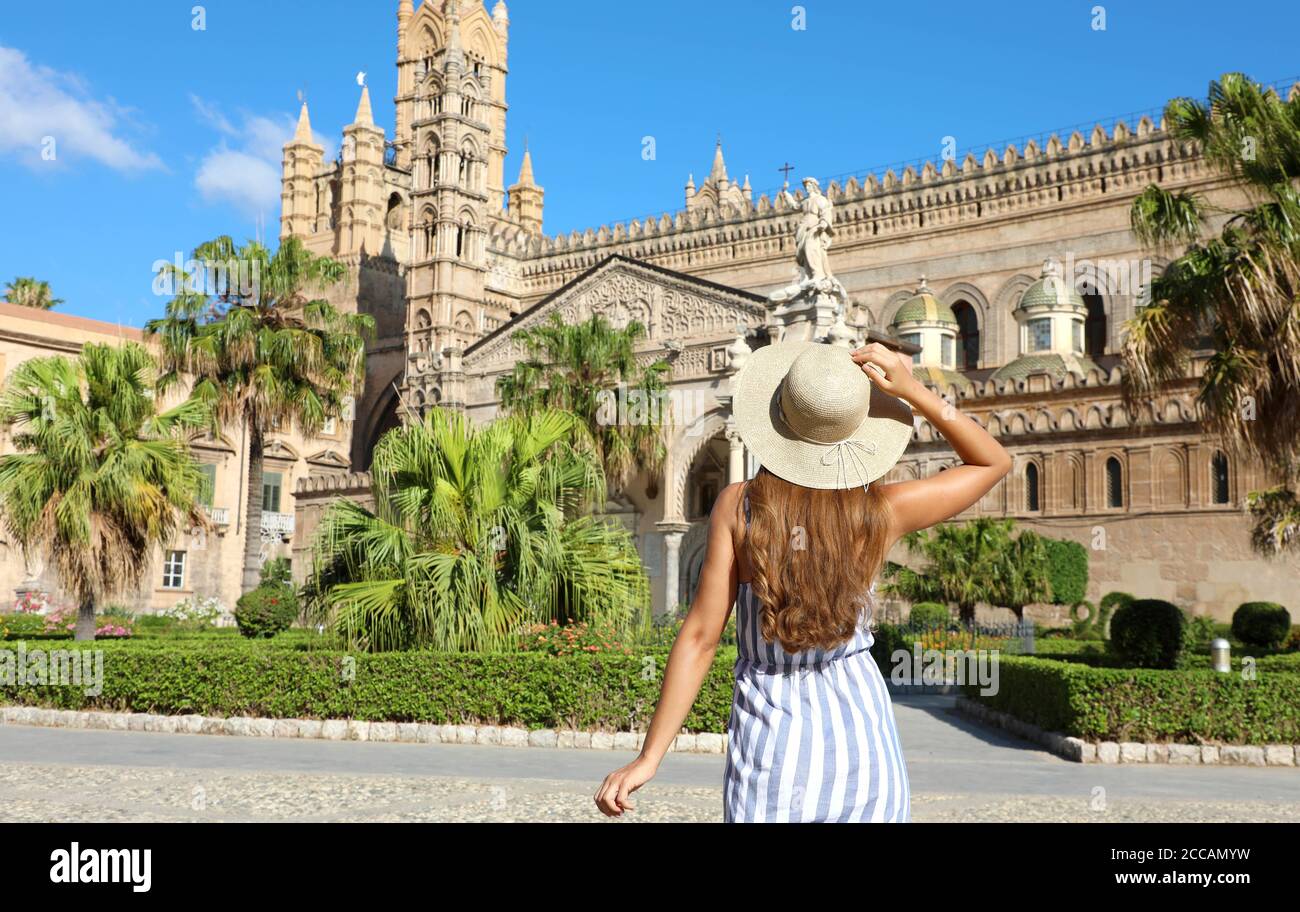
[732,341,915,490]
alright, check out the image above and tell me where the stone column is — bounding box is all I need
[717,390,747,485]
[656,521,691,616]
[726,424,745,484]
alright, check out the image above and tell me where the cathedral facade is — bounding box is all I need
[285,0,1299,621]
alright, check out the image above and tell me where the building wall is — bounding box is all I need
[0,302,352,617]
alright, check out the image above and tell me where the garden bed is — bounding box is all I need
[961,655,1300,745]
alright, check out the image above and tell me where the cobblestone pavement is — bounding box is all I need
[2,761,1298,822]
[2,696,1296,822]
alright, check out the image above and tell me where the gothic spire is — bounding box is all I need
[293,101,313,143]
[352,84,374,127]
[517,144,536,186]
[710,137,728,182]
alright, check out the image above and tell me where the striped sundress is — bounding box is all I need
[723,503,911,823]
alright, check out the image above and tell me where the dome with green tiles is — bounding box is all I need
[1016,260,1087,314]
[990,352,1102,383]
[913,365,973,391]
[891,279,958,327]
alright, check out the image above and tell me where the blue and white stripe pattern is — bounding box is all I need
[723,518,910,822]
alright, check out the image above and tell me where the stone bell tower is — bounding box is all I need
[395,0,514,411]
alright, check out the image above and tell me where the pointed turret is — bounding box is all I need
[509,142,544,235]
[397,0,413,54]
[352,84,374,127]
[339,80,386,255]
[281,99,324,240]
[686,139,749,214]
[517,146,536,185]
[709,138,728,183]
[293,101,314,144]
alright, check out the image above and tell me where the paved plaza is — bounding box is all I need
[1,697,1295,823]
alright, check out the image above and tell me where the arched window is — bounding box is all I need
[1105,456,1124,508]
[1025,463,1041,512]
[951,299,980,369]
[385,193,403,231]
[420,209,437,258]
[1082,290,1107,358]
[1211,451,1230,504]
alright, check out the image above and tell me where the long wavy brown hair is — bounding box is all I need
[741,467,894,652]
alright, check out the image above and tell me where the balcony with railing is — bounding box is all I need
[204,506,230,527]
[261,511,295,540]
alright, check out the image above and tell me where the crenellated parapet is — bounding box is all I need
[494,114,1217,300]
[294,471,375,496]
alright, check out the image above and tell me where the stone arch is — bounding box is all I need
[1156,447,1187,507]
[1022,458,1043,512]
[667,409,729,522]
[1072,258,1138,357]
[991,273,1037,365]
[1103,452,1126,509]
[1063,452,1085,511]
[385,192,404,232]
[937,281,991,369]
[463,19,502,69]
[356,374,405,470]
[879,289,918,329]
[1209,449,1232,504]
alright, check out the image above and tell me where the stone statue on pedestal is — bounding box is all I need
[767,177,847,341]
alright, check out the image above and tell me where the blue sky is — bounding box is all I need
[2,0,1298,327]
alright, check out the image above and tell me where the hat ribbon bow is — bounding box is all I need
[818,438,878,491]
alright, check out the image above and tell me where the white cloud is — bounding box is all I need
[195,147,282,220]
[189,94,335,219]
[0,45,162,171]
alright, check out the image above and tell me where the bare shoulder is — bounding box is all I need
[713,481,747,525]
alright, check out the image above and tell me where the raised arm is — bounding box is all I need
[594,481,742,817]
[851,343,1011,540]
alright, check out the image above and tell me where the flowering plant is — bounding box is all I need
[161,596,227,629]
[43,605,77,634]
[517,620,634,656]
[12,591,55,615]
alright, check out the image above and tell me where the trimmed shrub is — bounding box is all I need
[1109,599,1185,669]
[1285,626,1300,653]
[1183,613,1219,653]
[963,656,1300,744]
[234,585,299,639]
[1043,538,1088,605]
[0,640,736,733]
[1231,602,1292,649]
[907,602,951,629]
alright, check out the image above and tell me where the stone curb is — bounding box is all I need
[0,705,726,754]
[955,696,1300,767]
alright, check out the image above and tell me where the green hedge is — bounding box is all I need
[964,656,1300,744]
[1043,538,1089,605]
[0,641,737,733]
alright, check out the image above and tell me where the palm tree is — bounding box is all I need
[303,407,649,652]
[0,343,208,639]
[496,313,670,494]
[991,529,1052,622]
[882,518,1048,624]
[1126,73,1300,554]
[146,235,373,594]
[4,277,63,310]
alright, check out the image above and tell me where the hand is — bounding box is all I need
[851,343,921,400]
[594,756,657,818]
